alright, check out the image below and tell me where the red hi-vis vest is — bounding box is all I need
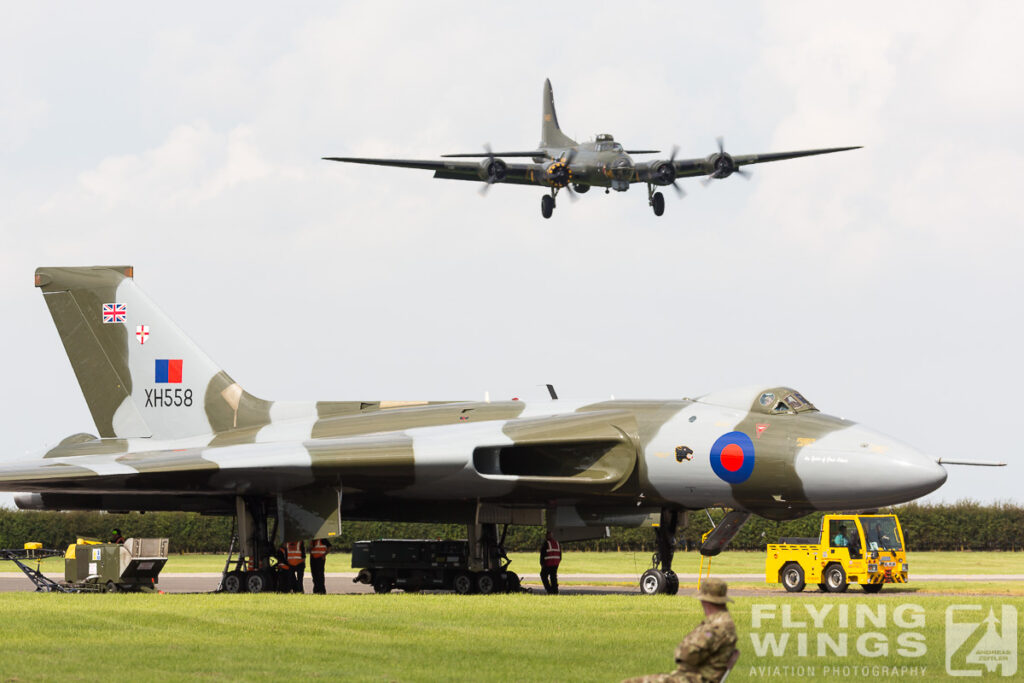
[543,538,562,567]
[310,539,328,559]
[285,541,304,566]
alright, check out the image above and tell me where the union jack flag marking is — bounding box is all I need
[102,303,126,324]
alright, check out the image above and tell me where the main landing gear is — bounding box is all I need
[647,184,665,217]
[220,496,288,594]
[640,509,681,595]
[541,192,556,219]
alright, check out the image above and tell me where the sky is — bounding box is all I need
[1,2,1021,508]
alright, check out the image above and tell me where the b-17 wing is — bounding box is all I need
[323,156,539,186]
[665,144,861,180]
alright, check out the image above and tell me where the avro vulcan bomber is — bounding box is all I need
[2,267,983,594]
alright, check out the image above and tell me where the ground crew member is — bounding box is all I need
[309,538,331,595]
[622,579,738,683]
[274,544,294,592]
[833,524,849,546]
[110,528,125,544]
[284,540,306,593]
[539,532,561,595]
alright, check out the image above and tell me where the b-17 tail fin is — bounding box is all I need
[35,266,270,440]
[540,78,576,149]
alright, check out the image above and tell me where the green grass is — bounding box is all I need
[0,592,1017,681]
[5,550,1024,576]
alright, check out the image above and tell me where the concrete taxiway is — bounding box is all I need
[2,572,1021,595]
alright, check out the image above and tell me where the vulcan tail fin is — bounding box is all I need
[35,266,270,439]
[540,78,576,149]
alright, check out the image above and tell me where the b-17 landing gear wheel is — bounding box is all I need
[222,571,243,594]
[541,194,554,219]
[452,572,474,595]
[824,564,849,593]
[781,563,806,593]
[640,568,666,595]
[862,583,884,594]
[651,191,665,216]
[476,572,497,595]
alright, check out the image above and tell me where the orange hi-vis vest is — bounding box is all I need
[310,540,328,559]
[285,541,304,566]
[543,538,562,567]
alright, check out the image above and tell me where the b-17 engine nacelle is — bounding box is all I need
[705,151,737,179]
[642,160,677,186]
[545,159,573,188]
[477,158,508,183]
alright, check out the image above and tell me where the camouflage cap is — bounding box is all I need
[695,578,732,604]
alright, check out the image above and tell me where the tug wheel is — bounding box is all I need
[781,563,806,593]
[824,564,849,593]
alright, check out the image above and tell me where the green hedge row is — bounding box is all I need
[1,501,1021,554]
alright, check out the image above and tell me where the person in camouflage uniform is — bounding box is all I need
[623,579,738,683]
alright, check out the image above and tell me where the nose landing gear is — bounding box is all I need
[640,509,681,595]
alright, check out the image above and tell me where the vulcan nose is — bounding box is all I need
[796,425,947,509]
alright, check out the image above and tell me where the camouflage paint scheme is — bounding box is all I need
[323,79,860,217]
[0,267,946,543]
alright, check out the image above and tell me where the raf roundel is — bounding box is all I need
[710,431,756,484]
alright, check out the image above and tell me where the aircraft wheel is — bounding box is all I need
[824,564,849,593]
[663,570,680,595]
[651,191,665,216]
[781,563,806,593]
[640,568,666,595]
[476,572,497,595]
[222,571,244,594]
[541,195,554,219]
[862,583,884,594]
[246,571,269,594]
[452,572,474,595]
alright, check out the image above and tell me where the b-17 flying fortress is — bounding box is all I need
[325,79,860,218]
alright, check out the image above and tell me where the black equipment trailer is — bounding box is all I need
[352,539,522,594]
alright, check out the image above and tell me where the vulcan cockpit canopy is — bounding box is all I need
[696,386,818,415]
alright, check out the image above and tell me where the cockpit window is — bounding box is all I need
[784,392,816,412]
[756,389,818,414]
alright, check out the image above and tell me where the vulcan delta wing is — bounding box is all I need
[324,79,860,218]
[0,266,995,594]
